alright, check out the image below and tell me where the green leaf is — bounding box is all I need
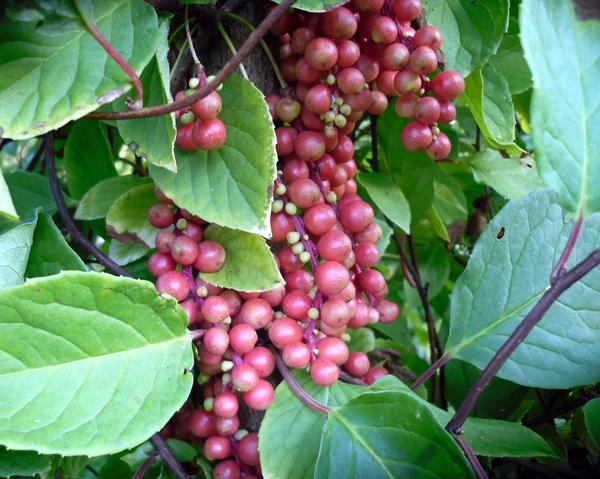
[25,212,87,278]
[315,391,474,479]
[106,183,159,247]
[0,0,159,139]
[375,217,393,254]
[0,446,51,478]
[4,172,78,218]
[259,371,363,479]
[200,225,284,292]
[412,241,450,298]
[116,19,176,172]
[422,0,509,76]
[109,240,149,266]
[346,328,375,353]
[149,76,277,236]
[63,120,117,200]
[0,170,17,219]
[0,212,37,289]
[583,398,600,448]
[271,0,350,13]
[378,106,436,223]
[464,64,523,155]
[520,0,600,216]
[358,172,411,233]
[75,176,152,221]
[433,170,468,225]
[468,150,544,199]
[488,19,532,95]
[0,271,193,455]
[446,188,600,388]
[371,376,558,460]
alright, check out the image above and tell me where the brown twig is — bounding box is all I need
[454,434,489,479]
[87,0,297,120]
[45,133,188,479]
[550,213,584,283]
[73,0,144,109]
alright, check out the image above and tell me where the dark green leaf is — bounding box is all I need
[63,120,117,200]
[467,150,544,199]
[0,0,159,139]
[4,172,77,217]
[0,446,50,478]
[149,76,277,236]
[106,183,159,247]
[488,20,532,95]
[0,272,193,455]
[358,171,411,233]
[315,391,474,478]
[200,225,284,292]
[520,0,600,215]
[75,176,152,221]
[422,0,509,75]
[464,64,523,155]
[346,328,375,353]
[271,0,350,13]
[25,212,87,278]
[583,398,600,447]
[117,19,176,172]
[446,188,600,388]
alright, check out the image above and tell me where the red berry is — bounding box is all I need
[322,7,358,40]
[426,132,452,160]
[148,204,174,228]
[414,25,443,50]
[414,96,441,125]
[191,91,222,120]
[430,70,465,101]
[238,433,260,467]
[304,38,339,71]
[194,240,226,272]
[268,317,304,348]
[392,0,422,23]
[244,347,275,377]
[148,252,176,277]
[242,379,274,410]
[282,342,311,368]
[229,324,258,354]
[170,235,199,266]
[156,271,189,301]
[203,326,230,355]
[311,358,339,386]
[315,261,351,295]
[193,118,227,150]
[344,352,371,377]
[240,298,274,329]
[204,435,232,460]
[401,121,433,151]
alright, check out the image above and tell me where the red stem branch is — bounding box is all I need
[550,213,583,283]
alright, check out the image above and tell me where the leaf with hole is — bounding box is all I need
[422,0,509,76]
[446,188,600,388]
[200,225,284,292]
[75,176,152,221]
[468,150,544,199]
[0,0,159,139]
[106,183,160,247]
[0,271,193,455]
[520,0,600,215]
[149,76,277,236]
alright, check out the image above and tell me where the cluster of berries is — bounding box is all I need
[174,78,227,152]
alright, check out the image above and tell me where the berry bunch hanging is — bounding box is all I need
[174,78,227,152]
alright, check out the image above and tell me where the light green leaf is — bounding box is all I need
[109,240,149,266]
[0,446,51,478]
[106,183,159,247]
[433,171,468,225]
[117,19,176,172]
[464,64,523,155]
[259,371,364,479]
[374,217,393,254]
[75,176,152,220]
[358,171,411,233]
[63,120,117,200]
[315,391,474,479]
[0,271,193,455]
[488,22,532,95]
[149,76,277,236]
[4,172,78,218]
[446,188,600,388]
[271,0,350,13]
[422,0,509,76]
[583,398,600,448]
[25,212,86,278]
[200,225,284,292]
[520,0,600,215]
[0,212,37,289]
[378,106,436,223]
[346,328,375,353]
[468,149,544,199]
[0,0,159,140]
[0,170,17,219]
[428,206,450,242]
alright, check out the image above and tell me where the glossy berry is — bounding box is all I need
[311,358,339,386]
[315,261,351,295]
[148,204,174,228]
[229,324,258,354]
[170,235,198,266]
[242,379,274,410]
[426,132,452,160]
[191,91,222,120]
[304,37,339,71]
[194,241,226,272]
[156,271,189,301]
[322,7,358,40]
[193,118,227,150]
[401,122,433,151]
[430,70,465,101]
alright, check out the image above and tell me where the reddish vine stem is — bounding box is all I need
[446,246,600,439]
[73,1,144,109]
[454,434,489,479]
[46,133,188,479]
[273,350,330,416]
[133,455,159,479]
[550,213,583,283]
[411,354,450,391]
[87,0,297,120]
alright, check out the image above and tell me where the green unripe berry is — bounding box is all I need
[299,251,311,263]
[272,199,284,213]
[325,191,338,203]
[334,114,347,128]
[196,286,209,298]
[180,111,196,125]
[308,307,319,320]
[285,202,298,215]
[335,97,344,106]
[339,104,352,116]
[188,77,200,89]
[221,360,234,372]
[275,183,287,196]
[176,218,188,230]
[287,231,300,244]
[203,397,214,411]
[291,242,305,255]
[324,125,337,137]
[234,429,249,441]
[324,111,336,124]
